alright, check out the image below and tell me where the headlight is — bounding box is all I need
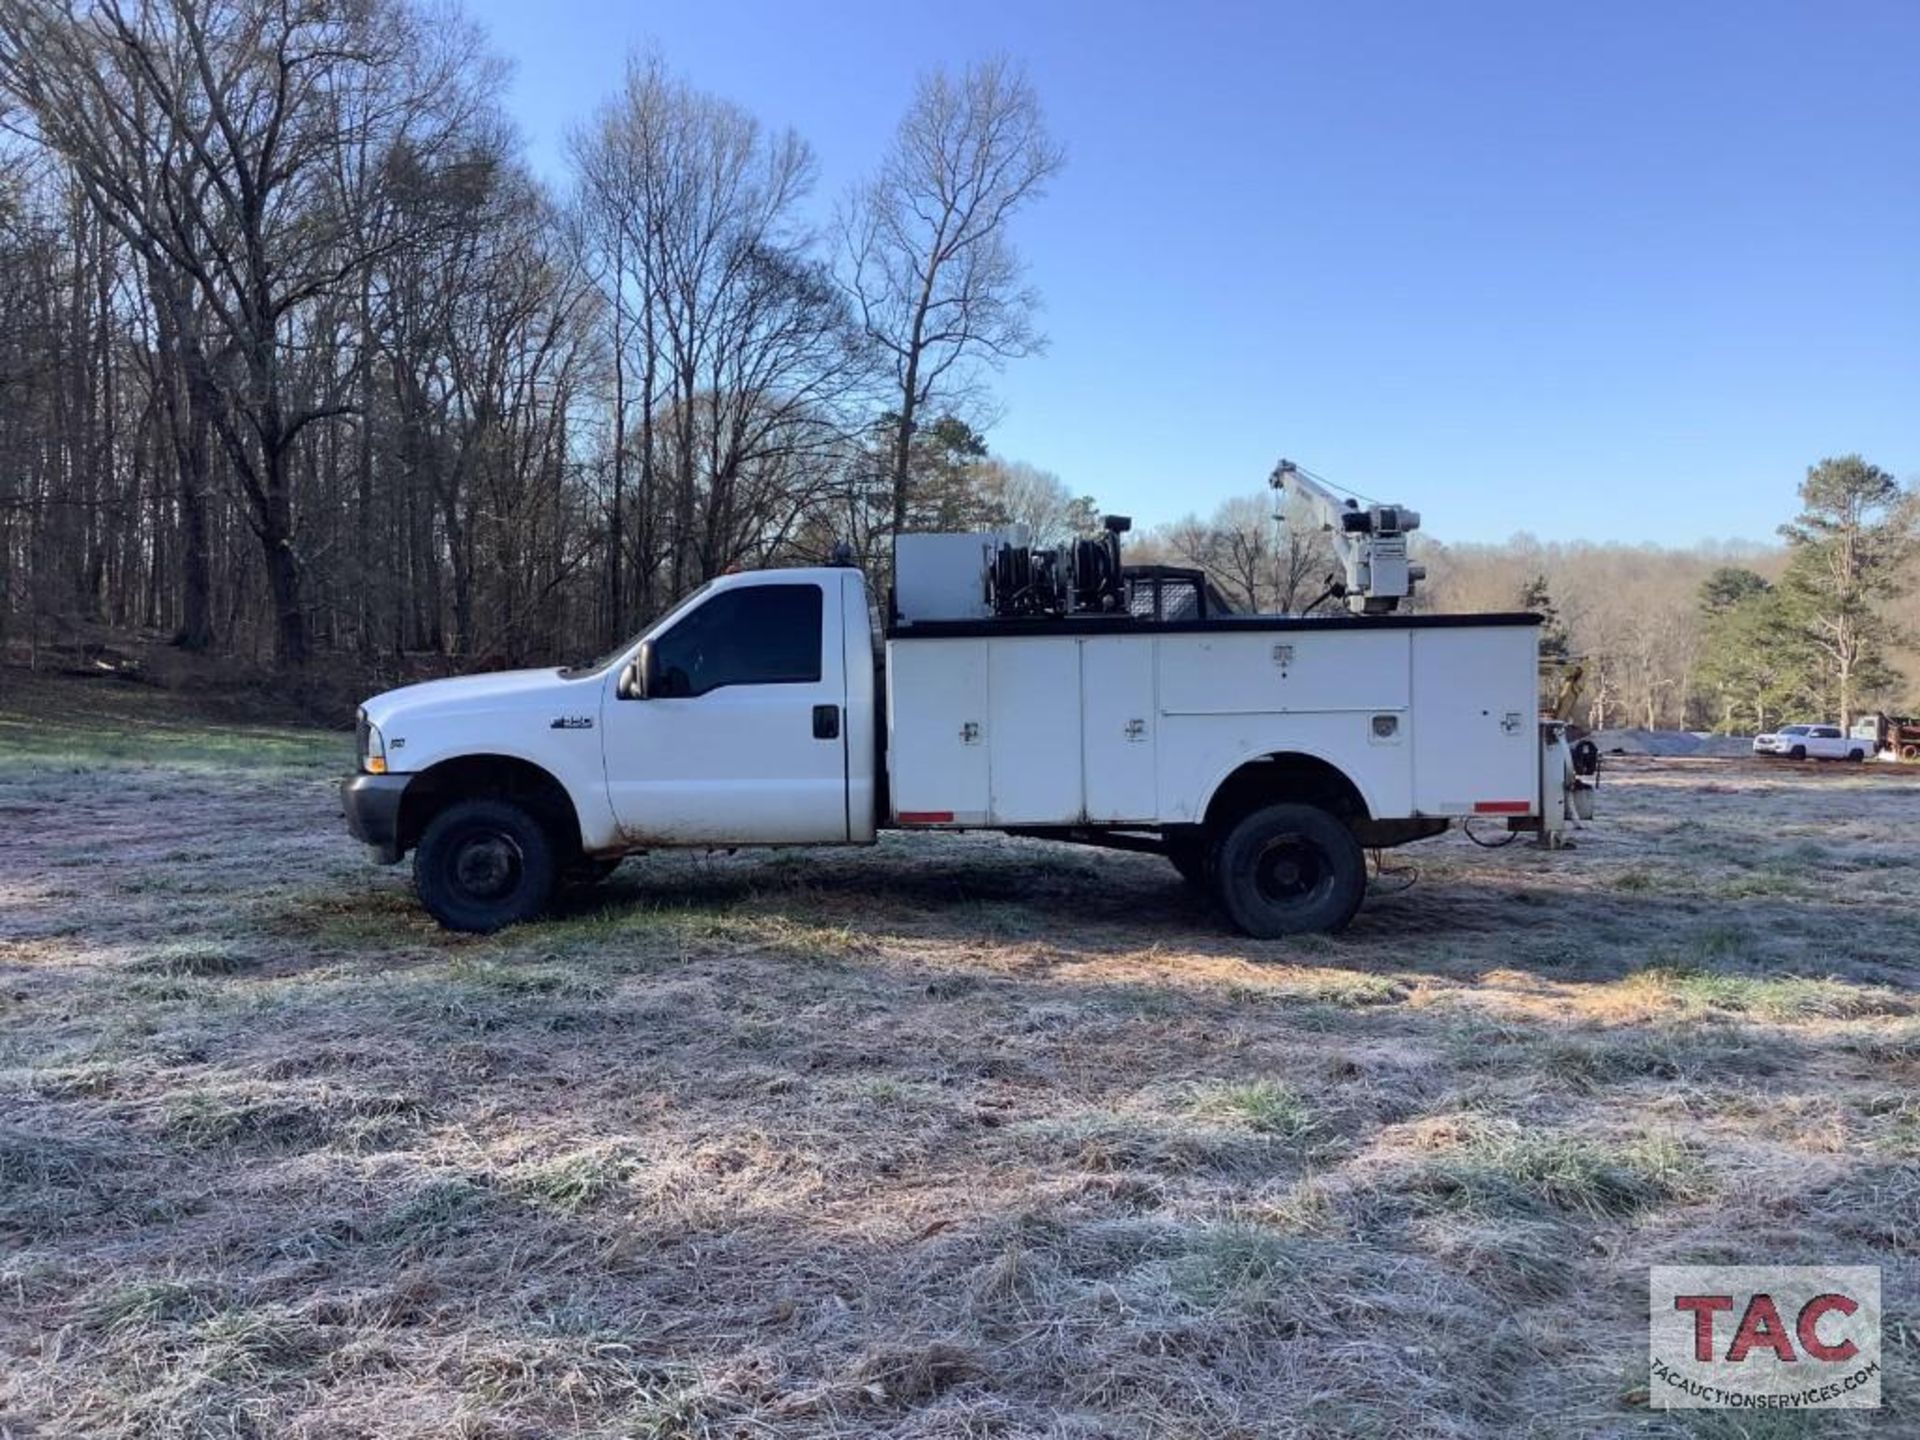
[358,710,388,774]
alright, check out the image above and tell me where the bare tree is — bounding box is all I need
[571,55,870,614]
[973,457,1094,547]
[843,57,1062,537]
[1153,493,1333,615]
[0,0,488,663]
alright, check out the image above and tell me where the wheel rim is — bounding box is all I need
[1253,834,1333,910]
[448,828,523,903]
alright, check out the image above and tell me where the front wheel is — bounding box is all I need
[414,798,558,933]
[1213,803,1367,939]
[1789,745,1807,761]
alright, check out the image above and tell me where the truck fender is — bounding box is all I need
[1193,747,1378,833]
[391,751,612,858]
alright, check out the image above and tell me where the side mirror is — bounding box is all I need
[619,640,658,700]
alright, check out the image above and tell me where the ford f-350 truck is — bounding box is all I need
[342,519,1595,937]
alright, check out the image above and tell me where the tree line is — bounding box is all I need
[0,0,1065,672]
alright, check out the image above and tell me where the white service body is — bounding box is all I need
[885,623,1544,828]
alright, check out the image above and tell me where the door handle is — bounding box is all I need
[812,704,840,740]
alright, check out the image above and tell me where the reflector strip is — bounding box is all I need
[1473,800,1531,814]
[898,810,955,824]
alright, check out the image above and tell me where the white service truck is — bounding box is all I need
[342,470,1596,937]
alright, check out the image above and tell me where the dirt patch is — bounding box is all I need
[2,676,1916,1436]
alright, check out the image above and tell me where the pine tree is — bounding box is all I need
[1778,456,1916,727]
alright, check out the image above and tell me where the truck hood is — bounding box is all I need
[361,667,576,729]
[356,664,612,780]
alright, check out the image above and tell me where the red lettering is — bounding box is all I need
[1797,1293,1859,1362]
[1728,1294,1797,1362]
[1675,1295,1734,1361]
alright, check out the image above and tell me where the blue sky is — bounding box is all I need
[464,0,1916,546]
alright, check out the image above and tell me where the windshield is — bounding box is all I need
[559,582,714,679]
[1780,725,1809,735]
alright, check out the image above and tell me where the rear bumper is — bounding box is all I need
[340,773,411,864]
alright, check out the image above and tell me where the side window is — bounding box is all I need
[652,584,822,698]
[1814,727,1839,739]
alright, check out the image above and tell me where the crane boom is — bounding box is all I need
[1270,458,1426,615]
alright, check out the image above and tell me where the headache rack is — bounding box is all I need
[1122,565,1236,622]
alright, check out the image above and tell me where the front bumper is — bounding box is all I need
[340,772,411,864]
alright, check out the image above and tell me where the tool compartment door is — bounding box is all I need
[886,638,990,824]
[987,638,1085,824]
[1410,626,1540,815]
[1081,636,1157,822]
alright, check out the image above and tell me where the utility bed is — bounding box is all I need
[886,612,1544,829]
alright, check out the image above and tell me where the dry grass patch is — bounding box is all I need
[1013,1109,1262,1176]
[1530,1022,1778,1089]
[510,1144,636,1213]
[1264,969,1410,1008]
[1395,1115,1708,1219]
[1619,965,1910,1023]
[1169,1220,1316,1314]
[159,1083,425,1152]
[80,1277,222,1331]
[132,939,257,977]
[1186,1078,1322,1144]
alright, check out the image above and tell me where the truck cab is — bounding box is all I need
[602,570,877,847]
[342,567,876,930]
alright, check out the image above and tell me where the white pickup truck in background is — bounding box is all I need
[1752,724,1868,761]
[343,499,1596,937]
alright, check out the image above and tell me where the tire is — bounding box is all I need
[1165,834,1212,894]
[1789,745,1806,761]
[1212,802,1367,939]
[414,798,558,933]
[1850,749,1867,763]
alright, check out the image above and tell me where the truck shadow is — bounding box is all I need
[551,834,1919,997]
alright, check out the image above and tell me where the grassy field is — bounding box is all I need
[2,673,1917,1438]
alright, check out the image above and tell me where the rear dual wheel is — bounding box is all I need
[1210,803,1367,939]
